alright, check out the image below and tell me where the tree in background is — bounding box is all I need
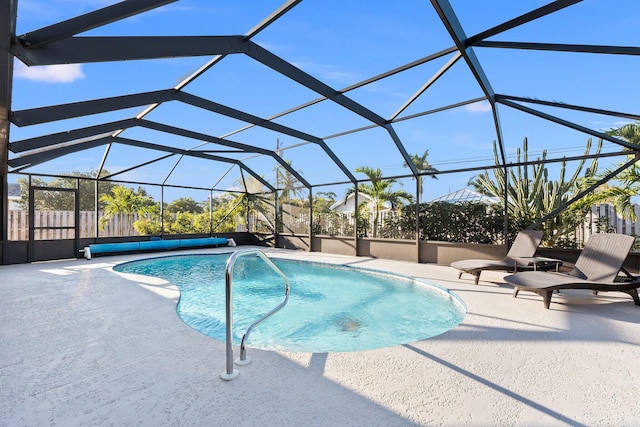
[577,122,640,222]
[306,191,336,213]
[166,197,204,215]
[209,198,238,233]
[468,137,601,246]
[16,170,116,211]
[347,166,413,238]
[99,185,159,235]
[275,159,306,203]
[160,196,210,234]
[226,176,274,233]
[404,150,438,200]
[274,159,308,233]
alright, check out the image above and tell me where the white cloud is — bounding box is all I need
[14,61,85,83]
[291,60,358,85]
[465,100,492,113]
[610,120,633,128]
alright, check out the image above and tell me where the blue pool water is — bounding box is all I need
[115,253,466,352]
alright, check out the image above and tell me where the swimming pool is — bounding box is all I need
[115,252,466,352]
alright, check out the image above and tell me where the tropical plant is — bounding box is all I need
[133,215,163,235]
[468,137,601,246]
[305,191,336,213]
[227,176,274,233]
[313,210,356,237]
[166,197,204,214]
[576,122,640,221]
[275,159,306,203]
[398,201,505,243]
[164,211,207,234]
[609,122,640,145]
[274,158,308,234]
[347,166,413,238]
[98,185,159,235]
[404,150,438,200]
[210,202,239,233]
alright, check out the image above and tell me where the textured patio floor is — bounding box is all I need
[1,246,639,426]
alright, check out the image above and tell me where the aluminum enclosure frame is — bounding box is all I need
[1,0,640,264]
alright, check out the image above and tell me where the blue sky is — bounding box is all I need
[9,0,640,203]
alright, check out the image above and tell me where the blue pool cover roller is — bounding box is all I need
[82,237,233,259]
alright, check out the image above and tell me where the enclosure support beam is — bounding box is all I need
[430,0,507,168]
[354,188,359,257]
[13,36,245,66]
[415,178,421,263]
[473,41,640,56]
[465,0,582,46]
[0,0,16,262]
[17,0,176,48]
[495,94,640,122]
[498,98,640,150]
[308,187,313,253]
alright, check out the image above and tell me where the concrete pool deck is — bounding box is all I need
[1,246,639,426]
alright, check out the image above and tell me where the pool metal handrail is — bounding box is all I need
[220,248,290,381]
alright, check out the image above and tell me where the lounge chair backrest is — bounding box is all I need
[504,230,544,264]
[569,233,635,282]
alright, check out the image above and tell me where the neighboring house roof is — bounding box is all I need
[7,183,22,210]
[429,188,499,204]
[8,183,20,198]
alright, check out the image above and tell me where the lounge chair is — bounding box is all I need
[504,233,640,309]
[451,230,553,284]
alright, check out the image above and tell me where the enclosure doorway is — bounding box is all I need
[28,186,80,262]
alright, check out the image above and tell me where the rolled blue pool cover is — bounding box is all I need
[84,237,229,259]
[178,237,225,248]
[91,241,141,253]
[139,240,178,251]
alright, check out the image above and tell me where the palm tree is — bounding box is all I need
[275,159,306,203]
[275,159,308,232]
[347,166,413,237]
[609,122,640,145]
[404,150,438,200]
[578,122,640,221]
[228,176,274,232]
[99,186,158,235]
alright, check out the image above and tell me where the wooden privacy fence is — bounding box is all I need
[8,210,139,240]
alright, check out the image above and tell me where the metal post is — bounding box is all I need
[416,177,421,263]
[354,186,359,256]
[28,176,33,262]
[74,180,80,256]
[94,179,99,239]
[308,187,313,252]
[0,0,17,264]
[503,164,510,249]
[274,189,279,245]
[160,185,164,237]
[209,189,213,236]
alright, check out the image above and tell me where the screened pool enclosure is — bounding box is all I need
[1,0,639,264]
